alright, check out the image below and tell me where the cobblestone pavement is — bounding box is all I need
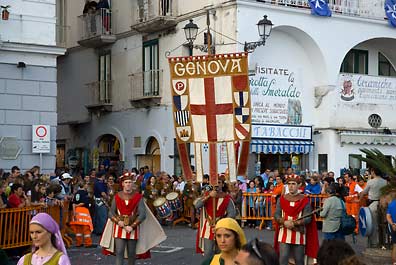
[7,224,382,265]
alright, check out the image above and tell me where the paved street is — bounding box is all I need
[10,223,371,265]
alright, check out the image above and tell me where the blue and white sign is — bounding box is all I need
[385,0,396,27]
[359,207,373,237]
[309,0,332,17]
[252,124,312,140]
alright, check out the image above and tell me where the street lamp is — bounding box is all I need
[183,15,273,54]
[183,19,199,46]
[244,15,273,53]
[183,11,215,54]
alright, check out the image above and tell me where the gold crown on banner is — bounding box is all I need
[285,174,301,184]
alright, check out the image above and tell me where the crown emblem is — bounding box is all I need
[180,129,190,137]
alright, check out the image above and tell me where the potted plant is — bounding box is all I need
[1,5,10,20]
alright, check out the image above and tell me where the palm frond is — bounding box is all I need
[351,148,396,177]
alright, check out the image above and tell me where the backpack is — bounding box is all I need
[339,198,356,235]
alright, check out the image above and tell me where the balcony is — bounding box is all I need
[85,80,113,113]
[132,0,178,33]
[256,0,386,21]
[77,8,116,48]
[130,70,163,108]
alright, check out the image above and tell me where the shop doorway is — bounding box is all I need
[56,143,65,170]
[259,153,308,174]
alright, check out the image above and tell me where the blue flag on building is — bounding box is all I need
[385,0,396,27]
[308,0,332,17]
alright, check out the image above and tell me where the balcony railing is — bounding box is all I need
[77,8,116,48]
[132,0,178,32]
[130,70,163,107]
[257,0,386,20]
[85,80,113,112]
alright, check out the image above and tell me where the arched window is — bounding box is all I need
[340,49,368,74]
[378,52,396,77]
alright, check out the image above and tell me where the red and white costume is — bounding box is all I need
[100,193,167,259]
[113,193,142,240]
[277,196,307,245]
[196,194,234,253]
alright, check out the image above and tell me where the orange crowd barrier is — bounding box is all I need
[240,193,329,230]
[0,202,71,250]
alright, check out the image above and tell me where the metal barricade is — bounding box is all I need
[0,202,70,249]
[240,193,328,229]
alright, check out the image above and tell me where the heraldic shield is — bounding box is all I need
[168,53,252,183]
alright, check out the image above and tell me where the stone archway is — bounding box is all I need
[96,134,122,174]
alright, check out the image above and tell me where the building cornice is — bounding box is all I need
[0,41,66,56]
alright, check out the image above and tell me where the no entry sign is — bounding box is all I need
[32,125,50,153]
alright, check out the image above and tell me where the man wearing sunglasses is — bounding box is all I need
[274,175,319,265]
[234,238,279,265]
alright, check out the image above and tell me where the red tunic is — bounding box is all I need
[113,192,143,240]
[278,196,309,245]
[274,195,319,260]
[196,194,232,254]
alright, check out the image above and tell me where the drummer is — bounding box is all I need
[183,174,201,228]
[158,172,172,196]
[143,176,161,215]
[194,176,236,257]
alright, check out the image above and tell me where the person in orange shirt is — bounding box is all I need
[271,175,284,228]
[273,175,285,197]
[70,182,93,247]
[344,172,359,233]
[344,172,357,196]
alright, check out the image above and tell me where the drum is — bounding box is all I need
[193,197,202,208]
[166,192,182,211]
[153,197,171,219]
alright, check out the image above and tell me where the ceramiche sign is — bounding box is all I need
[339,73,396,104]
[250,66,303,124]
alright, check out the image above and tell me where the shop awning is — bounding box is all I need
[340,130,396,145]
[250,139,314,154]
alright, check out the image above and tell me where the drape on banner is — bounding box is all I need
[168,53,252,185]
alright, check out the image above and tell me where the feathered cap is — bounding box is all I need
[284,174,301,184]
[120,172,133,181]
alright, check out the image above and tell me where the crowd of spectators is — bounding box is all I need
[0,164,377,230]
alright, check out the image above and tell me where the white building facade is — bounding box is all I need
[58,0,396,177]
[238,0,396,176]
[0,0,65,173]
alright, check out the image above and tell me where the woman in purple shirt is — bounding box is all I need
[17,213,71,265]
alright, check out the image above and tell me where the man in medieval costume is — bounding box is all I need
[100,174,166,265]
[274,175,319,265]
[194,177,236,257]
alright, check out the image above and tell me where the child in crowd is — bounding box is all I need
[247,180,257,228]
[263,182,274,230]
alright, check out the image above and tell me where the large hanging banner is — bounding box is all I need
[168,53,252,184]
